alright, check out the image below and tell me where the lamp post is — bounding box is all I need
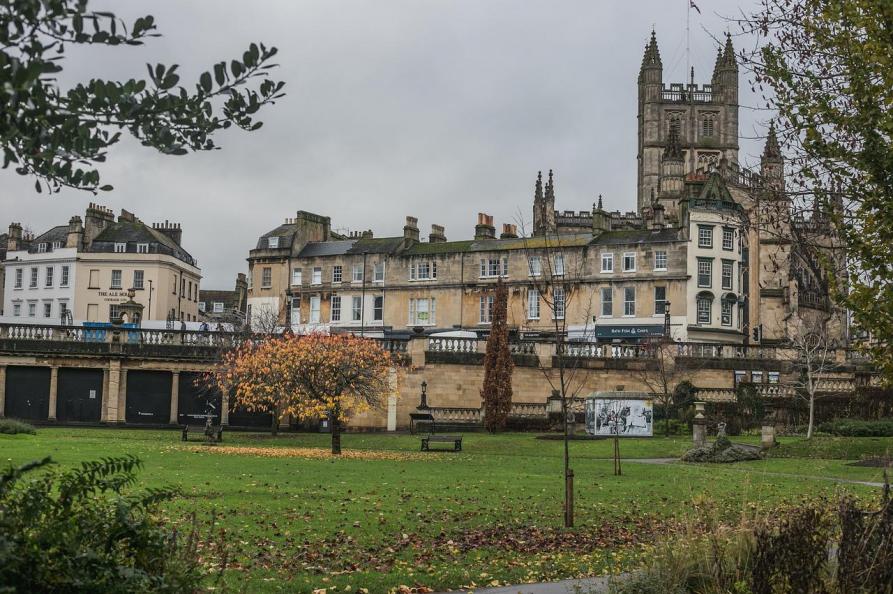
[663,300,671,338]
[147,279,154,321]
[418,380,429,410]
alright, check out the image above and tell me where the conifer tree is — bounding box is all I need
[481,279,513,432]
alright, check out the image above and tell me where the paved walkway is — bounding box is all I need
[435,575,621,594]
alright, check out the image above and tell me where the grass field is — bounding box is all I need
[3,428,891,593]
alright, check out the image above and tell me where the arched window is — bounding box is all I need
[696,291,714,325]
[701,114,715,138]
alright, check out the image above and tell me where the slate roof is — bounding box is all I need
[255,224,297,250]
[590,228,681,245]
[89,221,197,266]
[26,226,69,253]
[297,237,405,258]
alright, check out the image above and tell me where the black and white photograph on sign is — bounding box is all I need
[585,398,654,437]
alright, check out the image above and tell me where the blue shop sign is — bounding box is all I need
[594,325,665,338]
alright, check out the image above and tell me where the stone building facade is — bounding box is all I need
[1,204,201,325]
[245,31,844,348]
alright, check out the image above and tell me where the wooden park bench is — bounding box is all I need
[420,434,462,452]
[181,423,223,443]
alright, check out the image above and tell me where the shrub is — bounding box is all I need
[0,455,223,591]
[0,419,36,435]
[818,418,893,437]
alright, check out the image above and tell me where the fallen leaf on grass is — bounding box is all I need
[184,445,438,462]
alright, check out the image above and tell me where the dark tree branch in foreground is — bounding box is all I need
[0,0,286,193]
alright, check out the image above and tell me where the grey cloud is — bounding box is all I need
[0,0,765,288]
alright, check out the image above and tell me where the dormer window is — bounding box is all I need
[136,243,149,254]
[51,241,62,250]
[213,302,224,313]
[267,236,279,248]
[37,243,47,253]
[114,242,126,253]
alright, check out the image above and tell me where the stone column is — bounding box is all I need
[220,390,229,426]
[0,365,6,417]
[409,336,426,367]
[692,401,707,448]
[169,371,180,425]
[106,361,121,422]
[387,395,397,431]
[100,368,109,422]
[117,369,128,423]
[47,366,59,421]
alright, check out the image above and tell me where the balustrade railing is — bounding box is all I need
[676,342,778,360]
[0,323,245,349]
[560,342,654,359]
[427,337,479,353]
[431,407,482,424]
[374,337,409,354]
[509,341,537,355]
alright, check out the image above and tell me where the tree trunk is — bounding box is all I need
[271,405,279,436]
[330,406,342,455]
[806,392,815,440]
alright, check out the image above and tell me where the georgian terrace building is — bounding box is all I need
[1,204,201,325]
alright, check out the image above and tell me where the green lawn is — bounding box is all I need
[2,428,890,594]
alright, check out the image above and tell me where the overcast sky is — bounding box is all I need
[1,0,768,288]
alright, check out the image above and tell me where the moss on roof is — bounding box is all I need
[404,240,475,255]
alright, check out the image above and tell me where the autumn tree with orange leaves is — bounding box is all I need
[214,333,394,452]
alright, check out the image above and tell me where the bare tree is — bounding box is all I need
[634,338,690,436]
[784,315,840,439]
[249,301,286,335]
[518,170,598,528]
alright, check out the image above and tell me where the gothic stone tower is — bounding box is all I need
[638,31,740,214]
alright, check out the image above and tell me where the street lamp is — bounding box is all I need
[663,300,672,338]
[418,380,429,409]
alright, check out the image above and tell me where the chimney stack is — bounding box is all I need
[403,216,420,245]
[474,213,495,240]
[118,209,137,223]
[500,223,518,239]
[84,202,115,248]
[650,202,665,229]
[6,222,22,251]
[66,216,84,250]
[592,195,610,233]
[429,224,446,243]
[152,220,183,246]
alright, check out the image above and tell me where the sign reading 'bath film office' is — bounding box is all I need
[585,392,654,437]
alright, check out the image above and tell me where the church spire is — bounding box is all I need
[762,121,782,162]
[641,29,662,70]
[534,170,543,203]
[720,33,737,70]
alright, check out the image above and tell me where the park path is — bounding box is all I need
[435,574,619,594]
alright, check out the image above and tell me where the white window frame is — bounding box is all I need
[312,267,322,285]
[528,256,542,277]
[721,260,734,291]
[623,287,635,317]
[373,262,385,283]
[332,265,342,284]
[601,253,614,273]
[409,298,435,326]
[28,302,36,317]
[60,265,69,288]
[373,295,384,321]
[553,254,565,276]
[292,267,302,286]
[479,257,508,278]
[697,258,712,288]
[553,287,565,320]
[267,236,279,249]
[654,286,666,315]
[51,241,62,250]
[697,297,711,324]
[43,301,52,318]
[721,299,733,326]
[133,270,144,290]
[698,225,713,249]
[37,243,47,253]
[722,228,734,251]
[29,267,38,288]
[309,296,321,323]
[44,266,53,287]
[330,295,341,322]
[527,288,540,320]
[136,243,149,254]
[213,302,224,313]
[261,267,272,288]
[110,269,122,289]
[351,296,362,322]
[654,251,667,271]
[12,303,21,317]
[352,263,364,283]
[601,287,613,317]
[14,268,23,289]
[114,242,126,253]
[622,252,636,272]
[479,295,494,324]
